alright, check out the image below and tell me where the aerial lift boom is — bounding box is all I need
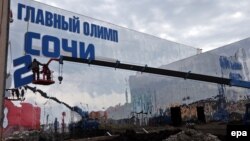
[59,56,250,89]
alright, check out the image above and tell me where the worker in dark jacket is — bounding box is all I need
[42,65,52,81]
[31,59,43,80]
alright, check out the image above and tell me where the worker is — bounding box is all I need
[41,65,52,81]
[31,59,43,81]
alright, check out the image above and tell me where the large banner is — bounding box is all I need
[10,0,198,88]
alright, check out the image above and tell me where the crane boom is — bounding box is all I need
[60,56,250,89]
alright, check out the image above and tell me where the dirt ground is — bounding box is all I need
[5,122,227,141]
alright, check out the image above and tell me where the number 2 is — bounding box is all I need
[13,55,33,88]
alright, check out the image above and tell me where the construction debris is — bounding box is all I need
[164,129,220,141]
[5,130,40,141]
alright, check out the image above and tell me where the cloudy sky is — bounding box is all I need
[8,0,250,124]
[35,0,250,51]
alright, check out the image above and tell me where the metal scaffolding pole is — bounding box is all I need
[0,0,10,138]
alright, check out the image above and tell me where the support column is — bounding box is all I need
[0,0,10,139]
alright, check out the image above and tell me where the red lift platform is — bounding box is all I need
[32,79,55,85]
[32,58,59,85]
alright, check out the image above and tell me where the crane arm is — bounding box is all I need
[46,58,60,66]
[60,56,250,89]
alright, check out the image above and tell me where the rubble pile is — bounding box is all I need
[164,129,220,141]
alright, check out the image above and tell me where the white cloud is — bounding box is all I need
[183,25,215,38]
[231,12,244,20]
[34,0,250,51]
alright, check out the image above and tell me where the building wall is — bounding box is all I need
[128,38,250,120]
